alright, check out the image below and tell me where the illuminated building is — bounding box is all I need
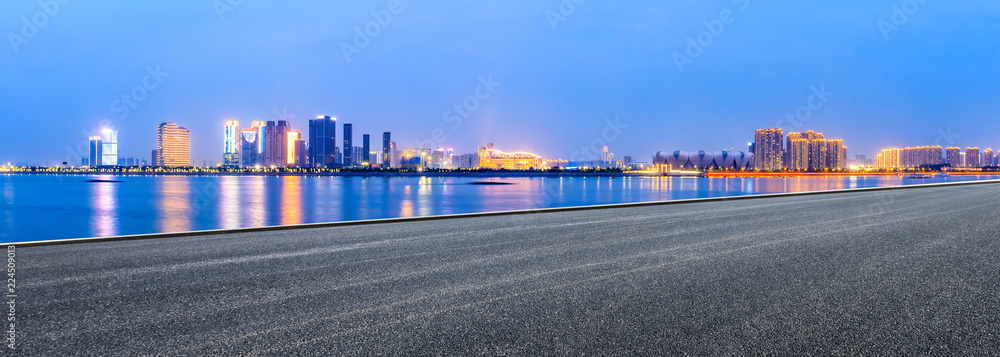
[946,147,962,168]
[343,123,353,167]
[389,141,398,169]
[223,120,240,167]
[253,121,266,162]
[89,136,103,167]
[653,151,753,171]
[362,134,370,166]
[985,148,996,167]
[476,143,544,170]
[880,146,944,168]
[240,128,260,167]
[287,131,301,166]
[826,139,845,170]
[265,121,289,167]
[966,147,981,168]
[781,130,845,171]
[601,146,613,165]
[960,152,967,167]
[788,138,809,171]
[754,128,783,171]
[876,148,901,169]
[457,153,479,169]
[308,116,337,168]
[295,139,307,168]
[382,132,391,168]
[156,122,190,167]
[101,129,118,166]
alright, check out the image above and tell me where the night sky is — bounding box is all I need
[2,0,998,165]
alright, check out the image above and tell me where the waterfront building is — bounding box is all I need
[308,116,337,168]
[265,121,289,167]
[253,121,266,164]
[788,138,809,171]
[754,128,783,171]
[343,123,353,167]
[900,146,943,168]
[985,148,997,166]
[826,139,845,170]
[89,136,103,167]
[287,131,301,166]
[476,143,544,170]
[240,127,261,167]
[946,147,962,168]
[223,120,240,167]
[960,152,967,167]
[652,151,753,171]
[362,134,370,166]
[382,132,391,168]
[876,148,901,169]
[296,139,307,168]
[966,147,981,168]
[101,129,118,166]
[389,141,398,168]
[157,122,190,167]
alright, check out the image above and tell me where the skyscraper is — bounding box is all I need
[966,147,981,168]
[983,148,995,167]
[89,136,103,167]
[343,123,353,167]
[240,128,260,167]
[265,120,289,167]
[157,122,190,167]
[253,120,266,163]
[754,128,783,171]
[101,129,118,166]
[946,147,962,168]
[223,120,240,167]
[308,116,337,168]
[362,134,370,166]
[382,132,391,168]
[287,131,301,166]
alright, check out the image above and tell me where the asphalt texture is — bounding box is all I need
[17,182,1000,355]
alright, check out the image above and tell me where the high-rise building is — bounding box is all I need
[983,148,995,167]
[788,138,809,171]
[287,131,301,166]
[362,134,370,166]
[966,147,981,168]
[754,128,783,171]
[101,129,118,166]
[343,123,353,167]
[223,120,240,167]
[308,116,337,168]
[265,121,289,167]
[89,136,103,167]
[389,141,398,169]
[826,139,844,170]
[240,128,260,167]
[382,132,391,168]
[157,122,190,167]
[295,139,307,168]
[946,147,962,168]
[253,121,266,163]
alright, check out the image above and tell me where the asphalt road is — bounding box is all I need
[17,182,1000,355]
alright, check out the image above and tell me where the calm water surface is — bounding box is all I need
[2,174,996,242]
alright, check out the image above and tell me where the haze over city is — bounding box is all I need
[3,1,999,165]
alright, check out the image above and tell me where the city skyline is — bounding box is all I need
[3,1,1000,165]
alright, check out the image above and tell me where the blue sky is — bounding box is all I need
[2,0,999,165]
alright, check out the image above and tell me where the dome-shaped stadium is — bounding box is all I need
[653,150,754,171]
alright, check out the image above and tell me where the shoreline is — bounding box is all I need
[4,170,998,178]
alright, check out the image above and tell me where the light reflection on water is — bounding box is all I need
[2,174,998,242]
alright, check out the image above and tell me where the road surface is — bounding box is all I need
[18,182,1000,355]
